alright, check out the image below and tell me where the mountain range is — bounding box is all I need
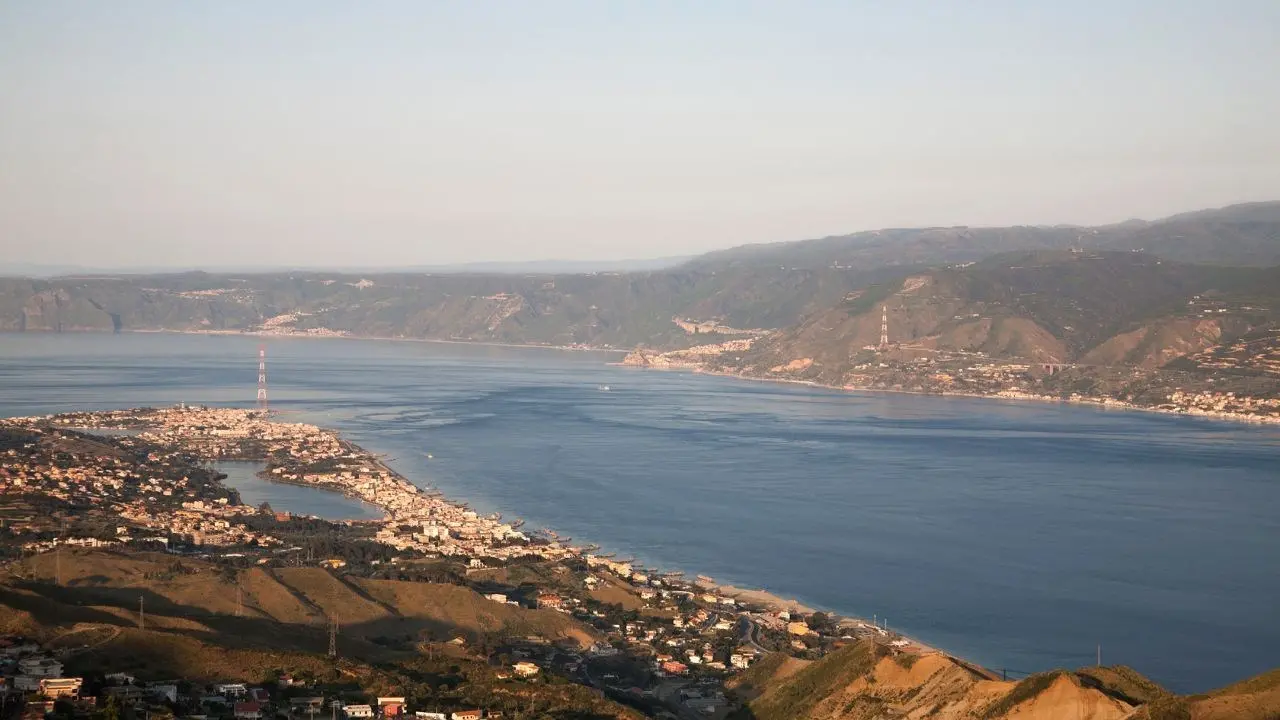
[2,202,1278,383]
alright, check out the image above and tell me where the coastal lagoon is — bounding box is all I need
[1,332,1278,692]
[216,461,384,521]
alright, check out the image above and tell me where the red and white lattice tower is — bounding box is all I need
[257,344,268,412]
[879,304,889,349]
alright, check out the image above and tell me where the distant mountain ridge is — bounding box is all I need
[0,202,1278,371]
[692,201,1280,270]
[0,255,695,278]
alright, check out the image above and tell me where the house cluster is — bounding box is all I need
[30,404,586,561]
[0,645,505,720]
[1162,390,1280,420]
[0,637,86,718]
[0,420,278,549]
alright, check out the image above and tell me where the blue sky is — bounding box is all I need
[1,1,1278,268]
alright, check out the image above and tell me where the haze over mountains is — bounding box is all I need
[2,202,1279,381]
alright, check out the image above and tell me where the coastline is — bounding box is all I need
[621,363,1280,427]
[30,403,946,665]
[313,422,948,658]
[120,327,627,356]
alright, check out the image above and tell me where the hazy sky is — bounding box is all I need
[2,1,1278,268]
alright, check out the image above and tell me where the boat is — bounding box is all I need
[598,384,611,392]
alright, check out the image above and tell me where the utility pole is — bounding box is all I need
[1097,643,1102,667]
[55,517,65,586]
[236,585,243,617]
[139,596,145,630]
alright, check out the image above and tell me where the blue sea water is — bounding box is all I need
[0,331,1277,692]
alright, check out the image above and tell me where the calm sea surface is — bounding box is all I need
[0,332,1277,692]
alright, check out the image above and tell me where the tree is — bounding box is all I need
[808,611,833,633]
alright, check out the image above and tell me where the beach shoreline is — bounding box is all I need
[617,362,1280,426]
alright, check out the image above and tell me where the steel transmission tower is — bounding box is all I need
[257,344,268,412]
[880,302,890,348]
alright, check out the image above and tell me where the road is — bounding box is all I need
[738,614,766,653]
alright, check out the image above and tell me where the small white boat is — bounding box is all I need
[598,384,611,392]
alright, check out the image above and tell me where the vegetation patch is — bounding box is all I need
[842,279,905,317]
[981,671,1066,719]
[1075,665,1172,706]
[1138,696,1192,720]
[751,641,878,720]
[1209,667,1280,697]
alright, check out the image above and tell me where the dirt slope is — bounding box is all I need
[274,567,391,625]
[352,577,596,648]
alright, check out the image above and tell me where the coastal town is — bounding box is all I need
[0,405,917,720]
[624,344,1280,424]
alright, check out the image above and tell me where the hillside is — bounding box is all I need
[709,251,1280,386]
[0,580,637,719]
[0,264,902,350]
[729,642,1280,720]
[10,549,599,654]
[1,202,1276,350]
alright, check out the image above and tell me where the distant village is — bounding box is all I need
[626,343,1280,424]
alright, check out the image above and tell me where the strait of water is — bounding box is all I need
[0,332,1277,693]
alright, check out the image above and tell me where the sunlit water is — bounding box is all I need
[1,332,1277,692]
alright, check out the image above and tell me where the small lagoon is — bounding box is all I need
[215,461,384,521]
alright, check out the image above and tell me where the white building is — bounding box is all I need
[18,657,63,677]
